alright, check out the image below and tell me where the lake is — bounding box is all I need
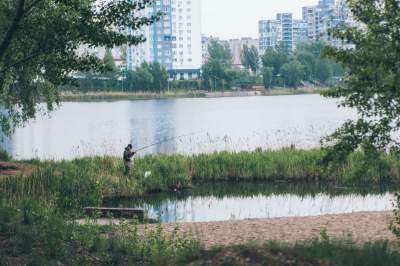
[3,94,393,224]
[2,94,356,160]
[106,182,396,223]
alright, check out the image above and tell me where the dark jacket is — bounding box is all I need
[123,148,135,162]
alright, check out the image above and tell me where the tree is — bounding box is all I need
[280,61,305,88]
[261,47,289,76]
[131,62,153,91]
[262,67,273,89]
[149,61,168,91]
[202,40,232,90]
[315,59,333,83]
[322,0,400,161]
[126,61,169,91]
[102,50,119,90]
[240,45,259,74]
[295,51,316,81]
[207,40,232,67]
[103,50,118,79]
[0,0,160,134]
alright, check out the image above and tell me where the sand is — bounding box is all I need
[152,211,396,248]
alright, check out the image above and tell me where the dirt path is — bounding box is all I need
[155,212,396,248]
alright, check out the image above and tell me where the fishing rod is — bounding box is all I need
[134,131,202,152]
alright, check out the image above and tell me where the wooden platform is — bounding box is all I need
[84,207,147,220]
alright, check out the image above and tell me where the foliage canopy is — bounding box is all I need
[323,0,400,160]
[0,0,160,134]
[241,45,259,74]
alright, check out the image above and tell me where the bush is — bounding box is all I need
[0,148,11,161]
[286,232,400,266]
[0,203,200,266]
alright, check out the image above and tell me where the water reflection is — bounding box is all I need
[107,182,397,223]
[2,95,357,160]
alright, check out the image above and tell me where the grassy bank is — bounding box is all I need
[0,204,199,266]
[2,205,400,266]
[59,90,206,101]
[183,237,400,266]
[261,86,326,96]
[1,148,400,214]
[2,148,400,265]
[59,87,324,101]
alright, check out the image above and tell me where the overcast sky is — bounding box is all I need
[201,0,318,39]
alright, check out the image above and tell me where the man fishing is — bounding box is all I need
[123,144,136,176]
[123,132,199,176]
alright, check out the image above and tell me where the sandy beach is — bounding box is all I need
[147,211,396,248]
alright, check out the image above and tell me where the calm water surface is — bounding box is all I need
[3,94,356,160]
[3,96,391,222]
[107,182,396,223]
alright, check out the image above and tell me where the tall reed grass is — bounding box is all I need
[1,148,400,214]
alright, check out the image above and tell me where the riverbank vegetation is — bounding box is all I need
[59,87,325,101]
[3,204,400,266]
[0,203,200,265]
[2,148,400,209]
[182,236,400,266]
[59,90,207,101]
[2,148,400,264]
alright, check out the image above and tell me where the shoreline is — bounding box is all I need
[59,87,327,102]
[3,149,400,200]
[145,211,395,249]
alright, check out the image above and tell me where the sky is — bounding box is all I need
[201,0,318,39]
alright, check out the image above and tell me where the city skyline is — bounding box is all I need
[202,0,318,39]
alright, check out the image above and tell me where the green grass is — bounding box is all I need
[274,230,400,266]
[0,202,200,266]
[261,87,326,96]
[59,87,324,102]
[2,148,400,215]
[2,201,399,266]
[2,148,400,265]
[59,90,207,102]
[0,148,12,161]
[182,236,400,266]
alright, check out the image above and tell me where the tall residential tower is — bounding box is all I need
[127,0,201,80]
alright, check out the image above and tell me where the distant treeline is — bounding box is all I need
[62,41,345,92]
[62,60,202,92]
[261,42,345,89]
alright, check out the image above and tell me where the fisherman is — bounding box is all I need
[123,144,136,176]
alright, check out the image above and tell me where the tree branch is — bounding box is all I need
[1,47,50,73]
[0,0,26,60]
[23,0,44,17]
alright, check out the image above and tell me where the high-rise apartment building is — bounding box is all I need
[335,0,362,28]
[259,13,305,53]
[292,19,309,50]
[302,4,337,42]
[127,0,201,80]
[302,0,362,47]
[302,6,319,41]
[258,20,278,53]
[318,0,335,8]
[259,0,362,53]
[276,13,294,51]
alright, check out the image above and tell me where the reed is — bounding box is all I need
[2,148,400,214]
